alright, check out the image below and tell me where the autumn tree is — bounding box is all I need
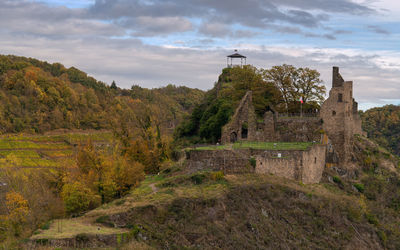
[262,65,325,113]
[5,191,29,236]
[61,182,100,215]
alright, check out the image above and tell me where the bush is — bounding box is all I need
[354,183,365,193]
[191,174,206,185]
[75,233,90,242]
[366,213,379,226]
[377,230,387,246]
[95,215,113,227]
[333,176,342,185]
[40,221,51,230]
[249,157,256,168]
[61,182,101,215]
[211,171,224,181]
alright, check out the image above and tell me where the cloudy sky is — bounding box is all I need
[0,0,399,110]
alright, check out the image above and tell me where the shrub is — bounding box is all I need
[249,157,256,168]
[377,230,387,246]
[75,233,90,242]
[95,215,113,227]
[61,182,101,215]
[191,174,206,185]
[333,176,342,185]
[354,183,365,193]
[211,171,224,181]
[366,213,379,226]
[40,221,51,230]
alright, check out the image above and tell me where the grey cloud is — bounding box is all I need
[89,0,323,32]
[0,0,124,38]
[367,25,390,35]
[198,22,231,38]
[0,0,376,39]
[121,16,193,36]
[334,30,353,35]
[198,22,260,38]
[268,0,374,15]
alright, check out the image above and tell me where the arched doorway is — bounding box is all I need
[230,132,237,143]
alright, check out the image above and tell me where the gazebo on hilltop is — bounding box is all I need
[227,50,246,68]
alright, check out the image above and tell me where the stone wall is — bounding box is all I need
[275,118,322,142]
[255,151,302,181]
[221,91,257,144]
[186,144,326,184]
[255,144,326,184]
[185,149,255,174]
[221,92,322,144]
[301,144,326,184]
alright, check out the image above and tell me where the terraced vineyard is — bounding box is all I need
[0,131,114,169]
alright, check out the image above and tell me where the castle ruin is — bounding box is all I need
[186,67,365,183]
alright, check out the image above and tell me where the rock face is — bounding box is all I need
[320,67,365,168]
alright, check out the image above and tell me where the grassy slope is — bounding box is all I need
[30,162,396,249]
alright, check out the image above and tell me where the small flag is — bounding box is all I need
[300,96,304,104]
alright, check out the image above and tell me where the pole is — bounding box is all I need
[300,101,303,117]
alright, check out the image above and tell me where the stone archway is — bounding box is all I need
[230,132,237,143]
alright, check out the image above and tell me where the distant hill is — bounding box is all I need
[0,55,204,134]
[361,105,400,156]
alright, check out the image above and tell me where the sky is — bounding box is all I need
[0,0,399,110]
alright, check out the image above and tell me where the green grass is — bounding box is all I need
[234,141,315,150]
[190,141,316,151]
[189,145,229,151]
[30,219,128,239]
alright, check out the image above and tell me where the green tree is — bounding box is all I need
[110,80,117,89]
[262,65,325,113]
[61,182,100,215]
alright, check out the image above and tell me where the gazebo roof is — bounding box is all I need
[227,52,246,58]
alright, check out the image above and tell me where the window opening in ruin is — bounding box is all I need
[241,122,248,139]
[332,111,336,116]
[314,157,317,163]
[338,93,343,102]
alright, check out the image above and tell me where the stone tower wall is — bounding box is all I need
[320,67,364,167]
[221,91,257,144]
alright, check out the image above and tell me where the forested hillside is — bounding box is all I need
[361,105,400,156]
[0,55,204,133]
[0,55,204,246]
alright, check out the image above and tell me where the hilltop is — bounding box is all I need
[0,55,204,134]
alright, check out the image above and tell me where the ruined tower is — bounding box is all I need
[320,67,364,167]
[221,91,257,144]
